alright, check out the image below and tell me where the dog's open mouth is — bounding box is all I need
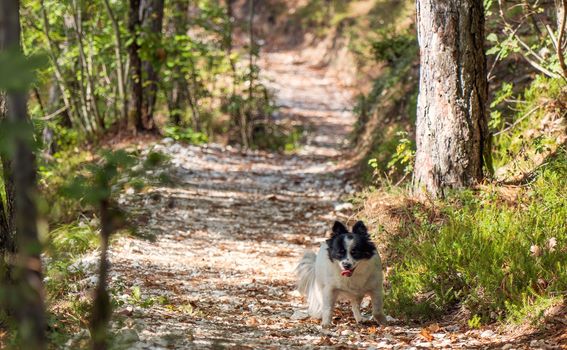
[341,268,354,277]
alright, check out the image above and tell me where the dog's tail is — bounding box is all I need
[296,250,322,318]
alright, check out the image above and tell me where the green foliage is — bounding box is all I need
[163,126,208,145]
[485,0,566,79]
[386,131,415,175]
[352,21,418,184]
[127,286,169,309]
[491,76,565,169]
[383,149,567,321]
[38,149,93,223]
[368,131,415,181]
[468,314,482,329]
[47,223,99,258]
[0,49,47,91]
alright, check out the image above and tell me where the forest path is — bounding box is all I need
[106,52,509,349]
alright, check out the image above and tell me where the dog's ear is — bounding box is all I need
[332,221,348,237]
[352,221,369,236]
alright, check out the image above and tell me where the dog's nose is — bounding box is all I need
[342,262,353,270]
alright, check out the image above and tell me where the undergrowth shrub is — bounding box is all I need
[384,148,567,323]
[163,125,208,145]
[491,76,566,169]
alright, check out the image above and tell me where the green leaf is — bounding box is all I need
[486,46,500,56]
[0,49,48,91]
[486,33,498,42]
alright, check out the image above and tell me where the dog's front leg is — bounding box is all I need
[321,288,337,328]
[351,297,363,323]
[371,287,387,324]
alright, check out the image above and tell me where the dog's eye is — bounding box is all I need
[352,249,373,259]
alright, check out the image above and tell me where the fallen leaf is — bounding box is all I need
[547,237,557,252]
[530,244,542,257]
[368,326,378,334]
[246,317,259,326]
[420,328,434,342]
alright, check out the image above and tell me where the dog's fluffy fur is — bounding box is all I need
[296,220,386,327]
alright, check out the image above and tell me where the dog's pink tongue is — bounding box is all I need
[341,269,353,277]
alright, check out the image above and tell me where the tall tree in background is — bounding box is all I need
[168,0,189,125]
[0,51,15,256]
[128,0,164,132]
[413,0,490,198]
[128,0,143,132]
[140,0,165,130]
[103,0,128,124]
[0,0,47,348]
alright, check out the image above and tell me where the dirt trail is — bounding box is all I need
[103,51,528,349]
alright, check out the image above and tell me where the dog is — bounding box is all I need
[296,220,386,327]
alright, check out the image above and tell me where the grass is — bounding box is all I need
[360,148,567,325]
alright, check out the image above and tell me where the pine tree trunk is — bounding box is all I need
[140,0,164,130]
[413,0,490,198]
[128,0,143,132]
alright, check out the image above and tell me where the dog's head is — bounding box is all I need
[326,220,376,277]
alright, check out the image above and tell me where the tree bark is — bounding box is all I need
[140,0,165,131]
[128,0,143,132]
[0,0,47,348]
[0,23,15,255]
[413,0,490,198]
[168,0,188,126]
[102,0,128,125]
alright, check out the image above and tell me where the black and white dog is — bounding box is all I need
[296,220,386,327]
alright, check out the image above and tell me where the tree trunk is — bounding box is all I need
[140,0,165,131]
[413,0,490,198]
[0,0,47,348]
[0,29,15,254]
[0,93,15,254]
[168,0,188,126]
[128,0,143,132]
[102,0,128,126]
[39,0,87,133]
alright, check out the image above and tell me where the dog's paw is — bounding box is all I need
[373,313,388,325]
[320,321,333,329]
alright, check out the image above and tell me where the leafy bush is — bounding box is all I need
[491,76,566,169]
[163,126,208,145]
[383,148,567,322]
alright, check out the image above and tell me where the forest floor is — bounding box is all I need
[72,51,559,349]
